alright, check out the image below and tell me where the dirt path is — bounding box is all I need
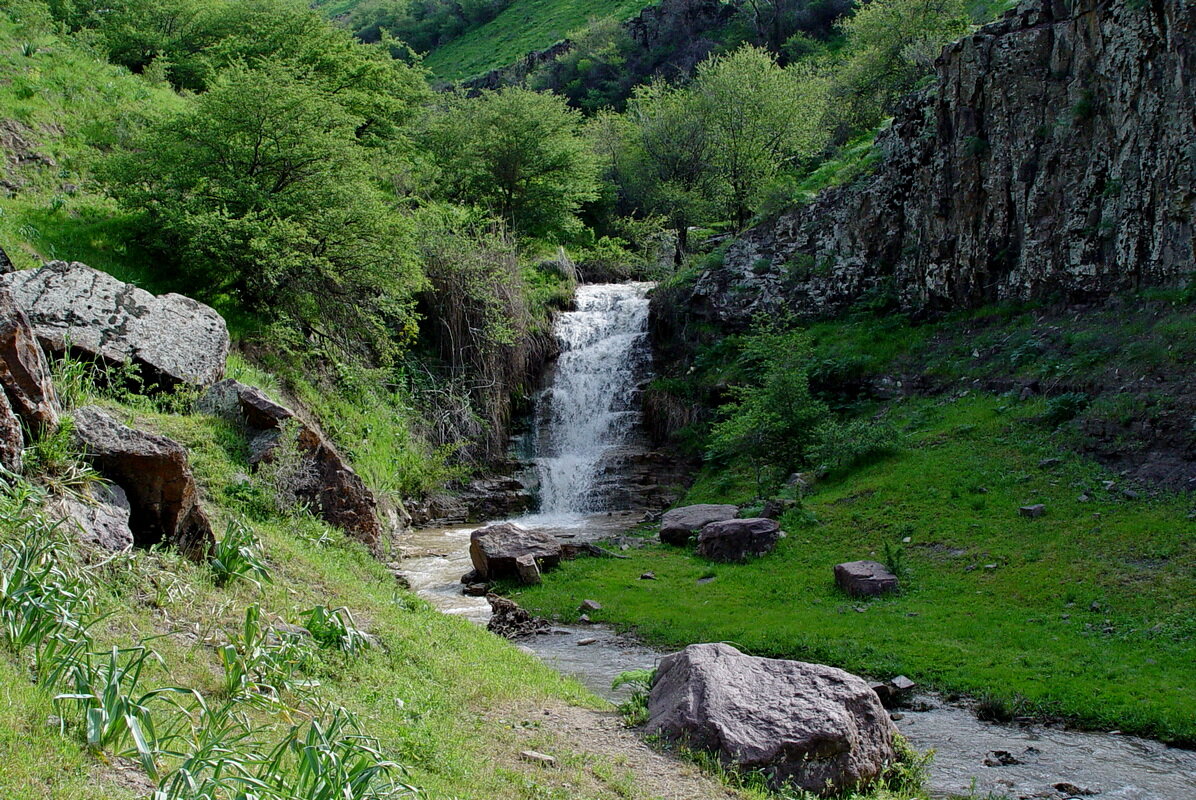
[502,701,742,800]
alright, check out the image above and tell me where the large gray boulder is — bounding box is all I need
[50,483,133,552]
[3,261,229,388]
[469,522,561,582]
[0,283,58,432]
[659,503,738,545]
[696,517,782,562]
[71,406,214,561]
[198,379,383,549]
[647,643,897,796]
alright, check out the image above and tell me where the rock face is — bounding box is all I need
[834,561,899,597]
[0,392,23,472]
[659,503,738,545]
[70,406,214,560]
[0,284,58,431]
[696,517,782,562]
[3,261,229,387]
[51,483,133,552]
[468,522,561,581]
[673,0,1196,327]
[198,379,382,549]
[647,643,897,795]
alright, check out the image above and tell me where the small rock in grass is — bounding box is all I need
[696,576,715,584]
[577,637,598,646]
[901,536,911,543]
[519,750,556,767]
[579,599,602,612]
[1078,493,1091,502]
[1038,458,1062,469]
[1018,504,1046,518]
[984,563,998,570]
[1122,488,1140,500]
[835,560,899,597]
[640,571,657,580]
[578,613,592,624]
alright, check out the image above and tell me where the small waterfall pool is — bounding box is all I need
[398,282,1196,800]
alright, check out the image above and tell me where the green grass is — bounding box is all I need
[0,361,699,799]
[513,393,1196,745]
[423,0,654,82]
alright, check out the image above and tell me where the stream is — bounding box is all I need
[399,284,1196,799]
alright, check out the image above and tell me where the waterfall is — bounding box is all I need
[530,282,653,521]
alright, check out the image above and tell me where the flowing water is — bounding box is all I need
[399,283,1196,799]
[521,282,653,529]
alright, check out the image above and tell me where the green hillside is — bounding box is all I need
[417,0,654,82]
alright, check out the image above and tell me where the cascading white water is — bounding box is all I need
[530,283,653,521]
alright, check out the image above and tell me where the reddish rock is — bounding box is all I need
[0,391,22,472]
[696,517,782,562]
[198,379,382,549]
[71,406,214,561]
[468,522,561,581]
[834,561,899,597]
[659,503,738,545]
[0,283,57,432]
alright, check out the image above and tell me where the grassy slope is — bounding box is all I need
[514,368,1196,744]
[423,0,654,82]
[1,380,704,799]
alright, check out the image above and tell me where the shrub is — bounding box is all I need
[209,518,271,589]
[806,417,901,475]
[301,606,372,656]
[612,669,654,727]
[1043,392,1090,427]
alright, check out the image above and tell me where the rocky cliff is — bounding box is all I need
[681,0,1195,326]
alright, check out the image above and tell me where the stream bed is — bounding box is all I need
[399,521,1196,800]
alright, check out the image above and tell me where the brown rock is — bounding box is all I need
[696,518,781,562]
[468,522,561,581]
[486,595,550,639]
[198,379,382,549]
[514,553,542,585]
[647,643,897,795]
[834,561,899,597]
[70,406,213,560]
[0,283,57,432]
[660,503,738,545]
[50,483,133,552]
[0,391,22,472]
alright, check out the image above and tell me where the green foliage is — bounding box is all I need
[707,326,829,496]
[806,417,900,475]
[216,604,314,702]
[21,416,104,498]
[419,87,600,240]
[611,668,653,726]
[301,605,372,655]
[104,60,425,362]
[209,518,272,589]
[1043,392,1091,428]
[832,0,973,129]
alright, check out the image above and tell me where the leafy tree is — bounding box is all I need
[104,62,423,361]
[834,0,973,129]
[692,46,831,229]
[603,84,718,262]
[707,327,828,497]
[419,88,600,240]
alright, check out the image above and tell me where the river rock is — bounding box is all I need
[834,560,899,597]
[70,406,214,560]
[0,283,58,432]
[696,518,781,562]
[1019,503,1047,518]
[3,261,229,388]
[515,553,542,585]
[659,503,738,545]
[486,595,550,638]
[50,483,133,552]
[468,522,561,581]
[198,379,382,549]
[647,643,897,795]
